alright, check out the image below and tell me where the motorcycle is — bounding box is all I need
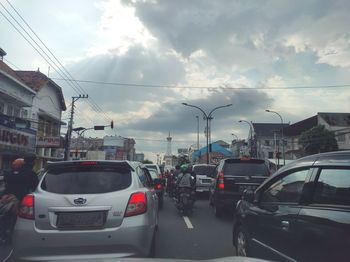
[0,194,18,245]
[175,187,195,215]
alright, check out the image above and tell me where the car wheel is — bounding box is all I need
[235,226,250,257]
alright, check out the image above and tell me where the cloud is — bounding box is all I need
[60,44,186,114]
[125,88,274,134]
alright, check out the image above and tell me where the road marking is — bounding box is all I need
[183,216,194,229]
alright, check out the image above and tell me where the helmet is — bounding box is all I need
[23,153,36,165]
[11,158,24,170]
[180,164,189,173]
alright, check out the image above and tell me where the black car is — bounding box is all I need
[232,151,350,262]
[144,167,164,209]
[209,158,270,217]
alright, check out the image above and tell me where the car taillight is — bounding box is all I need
[18,194,34,220]
[217,171,225,189]
[154,183,162,190]
[125,192,147,217]
[80,161,98,165]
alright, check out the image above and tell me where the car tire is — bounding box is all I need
[234,225,250,257]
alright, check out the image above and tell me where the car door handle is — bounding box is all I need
[281,220,289,231]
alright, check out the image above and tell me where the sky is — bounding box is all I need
[1,0,350,162]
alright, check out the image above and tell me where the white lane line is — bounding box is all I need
[183,216,194,229]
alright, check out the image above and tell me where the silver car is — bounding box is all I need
[12,160,158,261]
[193,164,216,192]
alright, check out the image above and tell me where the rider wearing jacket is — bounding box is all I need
[3,155,38,201]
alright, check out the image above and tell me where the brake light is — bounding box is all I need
[80,161,98,165]
[154,183,162,190]
[125,192,147,217]
[217,171,225,189]
[18,194,34,220]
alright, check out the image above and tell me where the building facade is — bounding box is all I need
[284,113,350,159]
[0,52,37,171]
[252,123,290,160]
[15,71,66,170]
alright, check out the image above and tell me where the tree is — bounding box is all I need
[299,125,338,155]
[142,159,153,164]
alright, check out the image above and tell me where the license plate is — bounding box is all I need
[239,185,256,193]
[57,211,105,229]
[201,179,212,184]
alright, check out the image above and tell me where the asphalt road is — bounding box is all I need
[0,193,236,261]
[155,193,236,260]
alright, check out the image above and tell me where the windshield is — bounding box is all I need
[193,165,216,176]
[148,169,159,180]
[224,162,269,177]
[1,1,348,261]
[41,166,131,194]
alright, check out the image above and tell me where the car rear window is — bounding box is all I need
[193,165,216,176]
[41,165,131,194]
[148,170,159,179]
[224,160,269,177]
[146,165,158,171]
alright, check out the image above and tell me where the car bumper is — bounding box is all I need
[216,191,242,208]
[195,185,210,192]
[12,215,155,261]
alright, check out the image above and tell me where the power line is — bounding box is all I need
[5,1,111,123]
[1,1,112,123]
[51,77,350,90]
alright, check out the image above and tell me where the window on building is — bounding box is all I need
[265,140,270,146]
[13,106,20,117]
[336,133,346,142]
[268,151,274,158]
[0,100,5,114]
[6,105,13,116]
[38,117,45,136]
[21,109,28,119]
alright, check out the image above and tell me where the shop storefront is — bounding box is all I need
[0,115,36,172]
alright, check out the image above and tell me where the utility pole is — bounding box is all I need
[64,94,88,160]
[196,116,199,151]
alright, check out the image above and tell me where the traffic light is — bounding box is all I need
[111,120,114,129]
[94,125,105,130]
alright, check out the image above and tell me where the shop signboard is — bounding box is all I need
[0,122,36,154]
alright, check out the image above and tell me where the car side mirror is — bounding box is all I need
[242,189,255,203]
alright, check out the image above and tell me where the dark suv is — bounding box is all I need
[209,158,270,217]
[232,151,350,262]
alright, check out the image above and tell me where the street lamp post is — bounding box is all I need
[239,120,254,157]
[196,116,200,151]
[182,103,232,164]
[266,109,285,166]
[231,133,239,140]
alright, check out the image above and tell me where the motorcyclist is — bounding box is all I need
[3,154,38,201]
